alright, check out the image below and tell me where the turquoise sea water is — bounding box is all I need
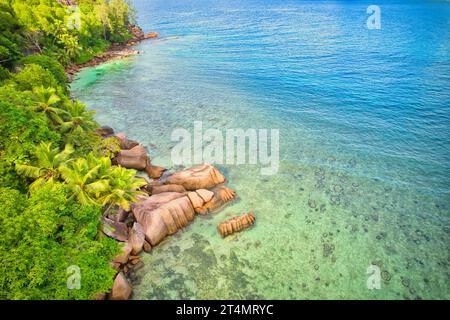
[71,0,450,299]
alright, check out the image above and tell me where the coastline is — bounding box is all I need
[0,1,163,299]
[2,0,449,301]
[65,26,158,81]
[93,128,241,300]
[67,25,163,300]
[70,34,248,299]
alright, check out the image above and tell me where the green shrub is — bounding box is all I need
[94,136,121,159]
[75,51,95,65]
[0,97,60,189]
[0,35,23,69]
[0,45,10,62]
[0,6,23,68]
[13,63,59,91]
[0,84,33,107]
[20,55,67,86]
[0,66,11,82]
[0,0,139,300]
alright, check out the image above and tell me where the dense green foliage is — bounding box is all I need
[14,64,60,91]
[0,0,141,300]
[0,88,60,190]
[0,184,118,299]
[0,66,11,82]
[0,0,135,66]
[20,54,68,86]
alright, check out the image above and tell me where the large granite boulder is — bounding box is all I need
[132,192,195,246]
[150,184,186,195]
[114,143,167,179]
[94,292,107,300]
[195,188,214,202]
[114,145,149,170]
[131,185,236,245]
[194,186,237,215]
[165,163,225,190]
[144,165,166,179]
[143,240,152,252]
[132,192,184,213]
[187,191,205,209]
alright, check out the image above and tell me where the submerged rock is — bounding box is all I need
[217,211,256,238]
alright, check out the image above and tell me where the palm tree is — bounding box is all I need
[31,86,66,124]
[60,152,146,211]
[61,101,98,137]
[16,142,74,191]
[101,166,146,211]
[87,153,112,179]
[59,156,110,206]
[84,154,146,212]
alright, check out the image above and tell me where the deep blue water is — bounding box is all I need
[72,0,450,299]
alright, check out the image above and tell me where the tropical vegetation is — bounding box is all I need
[0,0,143,299]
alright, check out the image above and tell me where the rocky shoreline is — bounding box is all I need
[65,25,158,81]
[70,27,254,299]
[94,127,247,300]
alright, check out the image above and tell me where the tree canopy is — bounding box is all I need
[0,0,135,66]
[0,0,141,300]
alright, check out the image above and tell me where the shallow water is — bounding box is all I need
[71,0,450,299]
